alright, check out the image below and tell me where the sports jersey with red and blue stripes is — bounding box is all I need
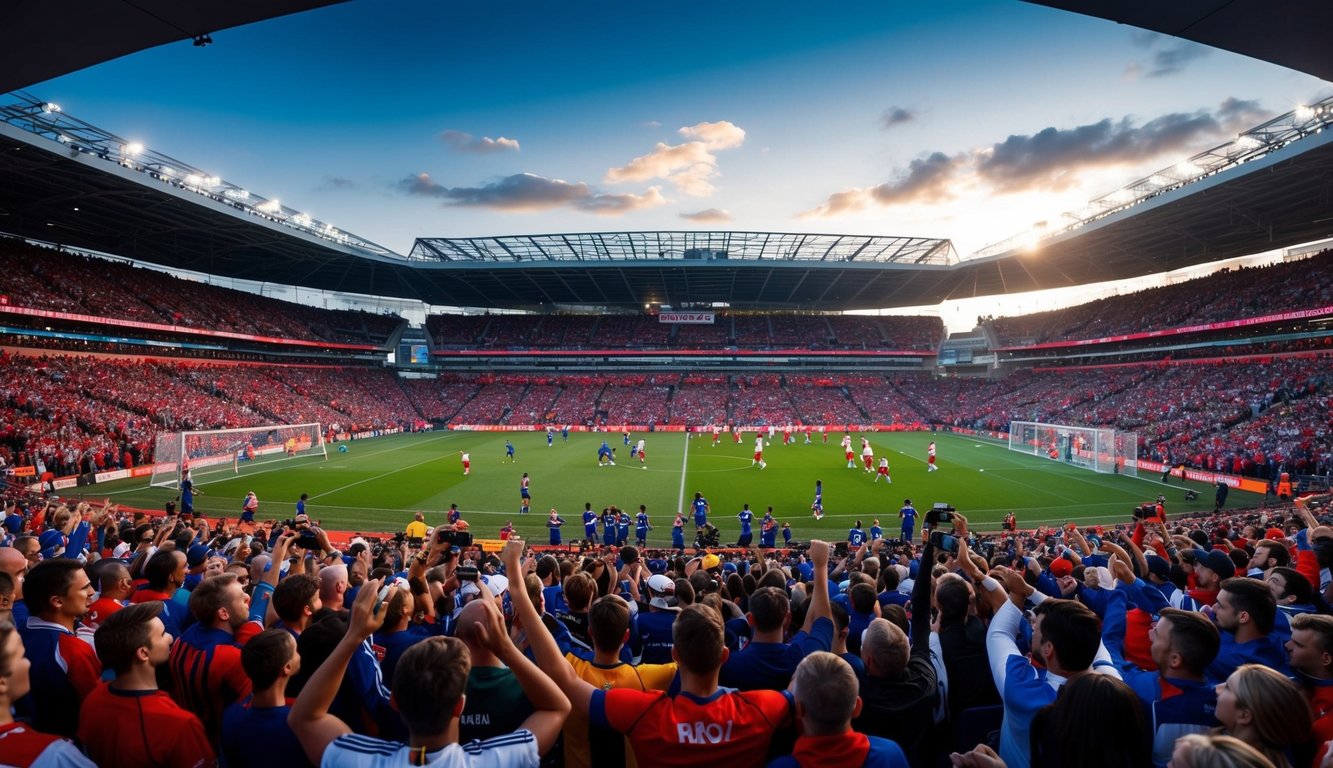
[21,617,102,738]
[168,623,252,744]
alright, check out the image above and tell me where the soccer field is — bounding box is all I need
[88,430,1260,544]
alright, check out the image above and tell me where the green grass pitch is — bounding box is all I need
[87,431,1261,545]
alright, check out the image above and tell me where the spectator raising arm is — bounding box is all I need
[497,539,573,754]
[289,577,395,764]
[801,539,832,634]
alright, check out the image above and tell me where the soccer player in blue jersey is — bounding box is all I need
[520,473,531,515]
[597,441,614,466]
[448,503,461,525]
[848,520,866,548]
[671,512,686,550]
[617,509,631,546]
[561,424,569,442]
[635,505,652,547]
[898,499,917,542]
[760,507,778,549]
[601,508,618,547]
[869,518,883,542]
[811,480,825,521]
[737,504,755,547]
[547,428,554,447]
[582,503,597,543]
[691,492,709,529]
[504,440,516,463]
[547,509,566,546]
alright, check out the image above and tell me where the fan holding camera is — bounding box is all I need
[925,503,963,556]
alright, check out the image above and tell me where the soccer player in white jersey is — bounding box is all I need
[874,456,892,484]
[752,435,767,469]
[861,441,874,473]
[927,441,938,471]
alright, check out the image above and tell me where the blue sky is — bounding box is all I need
[31,0,1331,262]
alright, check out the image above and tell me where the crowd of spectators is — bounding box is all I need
[0,239,403,347]
[427,311,944,352]
[0,355,416,473]
[990,249,1333,347]
[7,485,1333,767]
[4,351,1326,482]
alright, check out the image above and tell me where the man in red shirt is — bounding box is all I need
[0,619,95,767]
[769,652,907,768]
[20,558,101,738]
[85,559,133,630]
[80,602,214,767]
[169,572,255,744]
[519,535,809,767]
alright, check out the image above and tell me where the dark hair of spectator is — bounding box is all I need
[23,558,85,618]
[392,636,471,736]
[1031,673,1150,768]
[672,604,725,674]
[1033,598,1102,673]
[94,601,162,674]
[241,628,296,690]
[1219,578,1277,635]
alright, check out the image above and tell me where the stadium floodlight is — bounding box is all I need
[124,142,144,157]
[1296,105,1316,121]
[42,103,60,113]
[1173,161,1202,178]
[255,199,282,214]
[184,173,203,187]
[1235,135,1262,150]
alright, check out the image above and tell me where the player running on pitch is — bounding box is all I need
[752,434,767,469]
[811,479,825,520]
[874,456,892,484]
[927,440,938,471]
[519,472,531,514]
[861,439,874,473]
[458,450,470,476]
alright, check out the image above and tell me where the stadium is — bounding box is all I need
[2,2,1333,768]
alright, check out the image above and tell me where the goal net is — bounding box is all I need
[1007,421,1138,477]
[149,422,327,488]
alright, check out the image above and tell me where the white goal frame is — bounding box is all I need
[149,422,327,488]
[1007,420,1138,477]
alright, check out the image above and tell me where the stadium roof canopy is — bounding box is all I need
[3,1,1333,311]
[1024,0,1333,83]
[3,88,1333,310]
[0,1,351,95]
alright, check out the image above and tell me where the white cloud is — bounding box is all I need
[399,172,665,215]
[680,208,733,223]
[678,120,746,150]
[605,120,745,197]
[440,130,521,154]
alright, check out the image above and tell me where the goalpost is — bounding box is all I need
[149,422,327,489]
[1007,420,1138,477]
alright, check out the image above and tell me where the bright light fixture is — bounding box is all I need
[124,142,144,156]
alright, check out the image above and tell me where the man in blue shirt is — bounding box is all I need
[691,492,709,529]
[984,568,1120,768]
[617,510,631,546]
[561,425,569,442]
[736,504,755,547]
[1206,576,1290,683]
[597,441,613,466]
[1102,557,1222,768]
[601,508,617,547]
[810,480,824,521]
[759,508,778,549]
[719,540,832,691]
[672,512,686,550]
[869,519,883,542]
[504,440,515,462]
[582,503,597,543]
[848,521,866,548]
[635,505,651,547]
[898,500,917,543]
